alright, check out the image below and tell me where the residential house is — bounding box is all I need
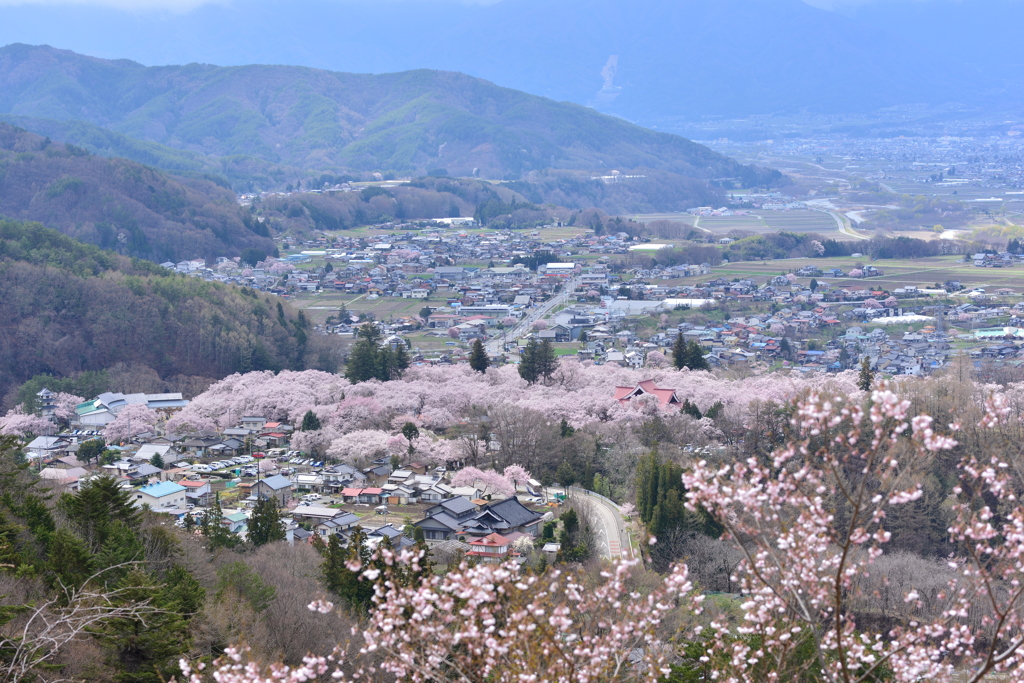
[133,481,188,510]
[251,474,293,505]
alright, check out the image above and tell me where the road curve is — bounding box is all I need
[568,487,632,561]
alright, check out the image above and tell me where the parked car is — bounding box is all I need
[301,493,322,502]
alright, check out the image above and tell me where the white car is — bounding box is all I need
[190,464,212,473]
[302,493,322,501]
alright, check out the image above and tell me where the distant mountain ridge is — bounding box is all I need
[0,44,779,185]
[0,0,1014,127]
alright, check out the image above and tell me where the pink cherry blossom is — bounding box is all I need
[104,403,159,443]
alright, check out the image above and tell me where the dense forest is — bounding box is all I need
[0,219,341,406]
[0,123,275,262]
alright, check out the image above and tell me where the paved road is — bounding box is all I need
[564,487,632,561]
[486,275,581,355]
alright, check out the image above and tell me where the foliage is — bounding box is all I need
[0,219,341,403]
[468,339,489,374]
[248,497,286,548]
[344,324,409,384]
[0,123,274,262]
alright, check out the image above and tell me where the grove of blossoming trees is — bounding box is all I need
[184,382,1024,683]
[103,403,160,443]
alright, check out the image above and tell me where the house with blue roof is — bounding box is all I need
[134,481,187,510]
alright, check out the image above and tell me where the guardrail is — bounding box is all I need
[566,486,620,513]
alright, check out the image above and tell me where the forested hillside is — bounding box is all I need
[0,219,341,404]
[0,45,782,185]
[0,122,274,262]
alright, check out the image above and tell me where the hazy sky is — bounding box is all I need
[0,0,936,9]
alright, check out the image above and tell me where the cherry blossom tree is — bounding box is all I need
[0,408,51,437]
[52,393,84,422]
[884,295,899,308]
[863,297,883,309]
[646,350,669,368]
[849,268,864,278]
[811,239,825,256]
[104,403,159,443]
[683,387,1024,683]
[451,466,515,497]
[532,320,548,331]
[769,323,786,336]
[502,464,531,488]
[325,430,391,463]
[447,327,461,339]
[183,556,698,683]
[786,272,797,283]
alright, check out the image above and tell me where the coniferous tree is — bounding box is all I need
[518,339,539,384]
[469,339,490,374]
[59,475,140,551]
[401,422,420,458]
[321,528,375,612]
[150,453,165,469]
[392,341,411,376]
[681,399,702,420]
[858,357,875,392]
[672,334,687,370]
[536,339,558,382]
[248,496,286,547]
[201,497,240,551]
[685,341,710,371]
[300,409,322,432]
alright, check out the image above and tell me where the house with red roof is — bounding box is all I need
[466,533,513,563]
[613,380,681,407]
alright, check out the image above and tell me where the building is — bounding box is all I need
[613,380,681,407]
[251,474,293,505]
[133,481,188,510]
[466,533,512,563]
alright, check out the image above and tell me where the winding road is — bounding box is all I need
[565,487,633,561]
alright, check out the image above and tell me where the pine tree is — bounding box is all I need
[809,278,819,292]
[685,341,710,371]
[469,338,490,374]
[345,324,384,383]
[248,496,286,547]
[672,333,686,370]
[59,475,141,551]
[392,341,411,376]
[518,339,539,384]
[681,399,702,420]
[578,328,588,343]
[321,528,375,611]
[201,497,240,551]
[150,453,165,469]
[536,339,558,382]
[858,357,875,392]
[300,410,322,432]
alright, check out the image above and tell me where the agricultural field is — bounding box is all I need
[692,210,840,236]
[660,255,1024,293]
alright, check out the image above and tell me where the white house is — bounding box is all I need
[133,481,188,510]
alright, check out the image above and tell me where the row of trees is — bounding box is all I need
[343,325,410,383]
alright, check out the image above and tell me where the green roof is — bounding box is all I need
[75,399,102,415]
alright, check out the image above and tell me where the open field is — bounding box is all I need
[661,255,1024,292]
[335,225,591,241]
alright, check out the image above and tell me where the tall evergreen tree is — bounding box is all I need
[672,334,686,370]
[59,475,141,551]
[536,339,558,382]
[518,339,539,384]
[300,409,322,432]
[685,341,710,371]
[469,339,490,374]
[321,528,375,611]
[858,357,875,392]
[248,496,285,547]
[201,497,240,551]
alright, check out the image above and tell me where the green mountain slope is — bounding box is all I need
[0,122,274,262]
[0,44,779,184]
[0,218,340,404]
